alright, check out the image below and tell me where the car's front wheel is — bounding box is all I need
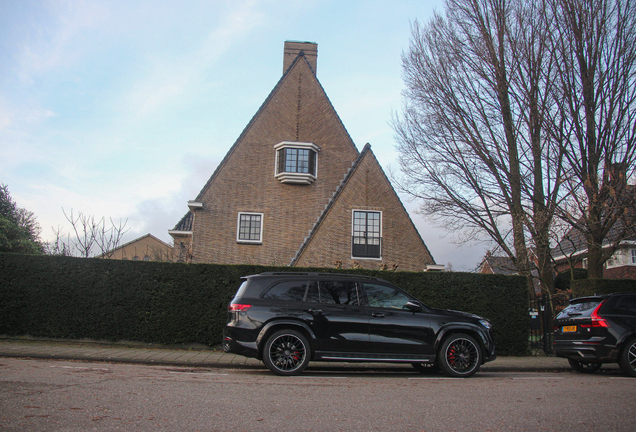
[262,329,311,376]
[618,338,636,377]
[568,358,602,374]
[438,333,481,378]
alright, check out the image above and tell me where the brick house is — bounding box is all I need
[169,41,436,271]
[552,166,636,279]
[101,233,173,261]
[553,222,636,279]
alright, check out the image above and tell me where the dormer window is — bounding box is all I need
[274,141,320,184]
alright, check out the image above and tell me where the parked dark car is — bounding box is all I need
[553,292,636,376]
[223,272,496,377]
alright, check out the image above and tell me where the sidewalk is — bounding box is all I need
[0,337,598,373]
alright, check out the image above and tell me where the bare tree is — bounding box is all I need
[46,209,129,258]
[394,0,566,294]
[549,0,636,278]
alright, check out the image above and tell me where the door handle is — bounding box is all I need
[371,313,385,318]
[306,309,323,315]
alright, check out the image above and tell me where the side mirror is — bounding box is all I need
[404,301,423,312]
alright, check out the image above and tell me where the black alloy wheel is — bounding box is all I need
[439,333,481,378]
[568,358,602,374]
[263,329,311,376]
[618,338,636,377]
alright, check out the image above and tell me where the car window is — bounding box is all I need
[613,295,636,315]
[262,280,308,302]
[306,281,359,305]
[363,283,411,309]
[557,300,602,318]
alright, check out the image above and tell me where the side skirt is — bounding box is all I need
[314,352,435,363]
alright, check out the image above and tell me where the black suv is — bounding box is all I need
[553,292,636,376]
[223,272,496,377]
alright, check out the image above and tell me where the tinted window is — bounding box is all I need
[613,296,636,315]
[306,281,359,305]
[364,283,410,309]
[557,300,602,319]
[262,280,308,302]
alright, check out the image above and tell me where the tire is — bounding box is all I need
[618,338,636,377]
[262,329,311,376]
[568,358,602,374]
[438,333,481,378]
[411,362,439,374]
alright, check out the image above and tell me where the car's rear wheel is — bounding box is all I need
[411,362,439,374]
[262,329,311,376]
[567,358,602,374]
[438,333,481,378]
[618,338,636,377]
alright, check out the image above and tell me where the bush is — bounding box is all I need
[0,253,528,355]
[571,278,636,297]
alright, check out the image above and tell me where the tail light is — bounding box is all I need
[581,301,610,328]
[228,304,251,312]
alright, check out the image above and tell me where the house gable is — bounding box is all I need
[177,42,361,265]
[293,144,435,271]
[102,233,173,261]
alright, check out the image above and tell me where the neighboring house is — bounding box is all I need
[477,251,519,276]
[553,222,636,279]
[101,233,174,261]
[552,164,636,279]
[169,41,437,271]
[477,250,541,295]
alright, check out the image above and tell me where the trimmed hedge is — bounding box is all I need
[571,278,636,297]
[0,253,528,355]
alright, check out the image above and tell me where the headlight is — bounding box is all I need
[479,319,492,329]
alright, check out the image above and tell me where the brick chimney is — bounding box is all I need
[283,41,317,75]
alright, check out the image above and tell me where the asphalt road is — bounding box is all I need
[1,358,635,432]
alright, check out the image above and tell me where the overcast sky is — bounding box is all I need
[1,0,489,271]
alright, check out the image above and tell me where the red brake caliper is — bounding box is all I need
[448,347,456,365]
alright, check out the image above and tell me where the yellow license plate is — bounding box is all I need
[562,326,577,333]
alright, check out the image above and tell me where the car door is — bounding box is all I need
[363,283,435,357]
[302,279,369,354]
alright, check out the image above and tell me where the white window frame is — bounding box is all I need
[274,141,320,184]
[351,209,382,260]
[236,212,264,244]
[606,250,624,269]
[631,249,636,265]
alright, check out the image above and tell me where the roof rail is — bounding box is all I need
[253,272,384,281]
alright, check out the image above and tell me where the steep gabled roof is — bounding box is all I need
[290,143,435,267]
[193,50,358,203]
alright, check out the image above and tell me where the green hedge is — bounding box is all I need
[0,253,528,355]
[571,278,636,297]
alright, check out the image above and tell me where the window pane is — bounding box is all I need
[364,284,410,309]
[278,147,316,174]
[352,211,381,258]
[297,149,310,173]
[238,214,261,241]
[318,281,359,305]
[263,281,308,301]
[285,148,298,172]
